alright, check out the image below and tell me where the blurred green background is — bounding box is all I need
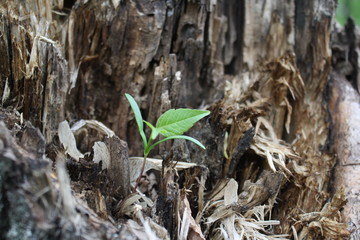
[336,0,360,26]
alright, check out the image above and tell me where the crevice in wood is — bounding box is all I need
[40,46,48,133]
[4,17,13,107]
[0,0,355,239]
[64,0,76,10]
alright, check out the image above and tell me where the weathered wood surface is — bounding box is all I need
[330,20,360,239]
[0,0,357,239]
[0,118,124,239]
[329,74,360,239]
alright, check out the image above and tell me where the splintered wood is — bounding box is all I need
[0,0,355,239]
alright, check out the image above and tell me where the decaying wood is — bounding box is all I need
[157,152,179,239]
[104,136,130,198]
[0,120,121,239]
[0,0,358,239]
[0,1,69,142]
[329,74,360,231]
[329,21,360,239]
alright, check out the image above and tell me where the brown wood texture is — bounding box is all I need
[0,0,357,239]
[330,20,360,239]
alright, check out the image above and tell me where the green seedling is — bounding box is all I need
[125,93,210,192]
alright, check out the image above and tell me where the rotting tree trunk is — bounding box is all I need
[0,0,358,239]
[329,20,360,239]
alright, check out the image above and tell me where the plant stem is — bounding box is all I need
[133,154,148,193]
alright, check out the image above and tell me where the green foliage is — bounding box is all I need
[125,93,147,147]
[125,93,210,157]
[144,135,205,155]
[156,109,211,137]
[336,0,360,26]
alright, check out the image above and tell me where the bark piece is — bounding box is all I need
[0,2,70,142]
[238,171,283,211]
[104,136,130,199]
[20,122,46,158]
[329,74,360,235]
[186,118,225,189]
[93,141,111,170]
[0,121,127,239]
[329,17,360,238]
[180,165,209,221]
[154,144,208,239]
[58,120,84,161]
[224,122,255,178]
[69,119,130,200]
[156,152,179,240]
[178,190,206,240]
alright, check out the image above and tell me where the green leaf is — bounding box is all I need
[145,135,206,155]
[144,120,159,140]
[156,109,210,137]
[125,93,147,148]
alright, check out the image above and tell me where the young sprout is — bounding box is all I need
[125,93,210,193]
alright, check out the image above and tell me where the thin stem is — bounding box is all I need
[145,137,152,156]
[133,154,148,193]
[133,128,154,193]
